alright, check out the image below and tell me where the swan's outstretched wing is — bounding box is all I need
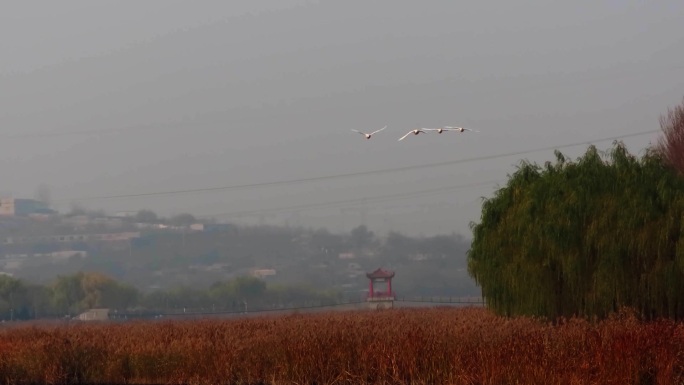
[369,125,387,135]
[351,129,368,136]
[398,131,413,141]
[423,128,444,131]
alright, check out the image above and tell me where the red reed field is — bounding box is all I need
[0,307,682,385]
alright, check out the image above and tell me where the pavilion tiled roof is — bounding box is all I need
[366,267,395,279]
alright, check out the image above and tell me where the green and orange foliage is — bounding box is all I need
[468,136,684,320]
[2,272,347,320]
[0,272,140,320]
[52,272,138,315]
[0,307,683,385]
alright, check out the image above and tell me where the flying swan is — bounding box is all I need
[398,128,429,141]
[428,126,479,133]
[351,126,387,139]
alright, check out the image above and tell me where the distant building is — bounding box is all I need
[91,217,124,228]
[3,232,140,245]
[43,251,88,260]
[0,198,55,216]
[3,251,88,261]
[189,223,204,231]
[113,211,137,218]
[61,215,91,226]
[251,268,276,278]
[75,308,110,321]
[190,223,236,232]
[62,215,124,228]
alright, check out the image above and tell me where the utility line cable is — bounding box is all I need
[61,129,660,203]
[205,180,499,218]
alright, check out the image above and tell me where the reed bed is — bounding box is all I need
[0,307,682,385]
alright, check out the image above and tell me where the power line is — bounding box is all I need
[205,180,499,218]
[61,128,659,203]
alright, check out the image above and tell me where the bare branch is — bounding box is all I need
[656,97,684,175]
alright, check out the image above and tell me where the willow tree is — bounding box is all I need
[468,141,684,320]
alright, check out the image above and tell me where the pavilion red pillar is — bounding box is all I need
[369,279,374,298]
[387,278,392,297]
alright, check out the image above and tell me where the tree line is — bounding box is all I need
[0,272,341,320]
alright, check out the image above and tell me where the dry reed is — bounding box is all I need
[0,307,682,385]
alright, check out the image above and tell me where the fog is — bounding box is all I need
[1,1,682,236]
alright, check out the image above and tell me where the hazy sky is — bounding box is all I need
[1,1,683,236]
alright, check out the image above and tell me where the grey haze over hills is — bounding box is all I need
[1,1,683,236]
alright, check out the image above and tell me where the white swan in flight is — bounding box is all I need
[351,126,387,139]
[425,127,460,134]
[398,128,429,141]
[433,126,479,133]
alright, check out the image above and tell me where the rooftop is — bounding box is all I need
[366,267,395,279]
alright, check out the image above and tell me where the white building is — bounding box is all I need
[251,268,276,278]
